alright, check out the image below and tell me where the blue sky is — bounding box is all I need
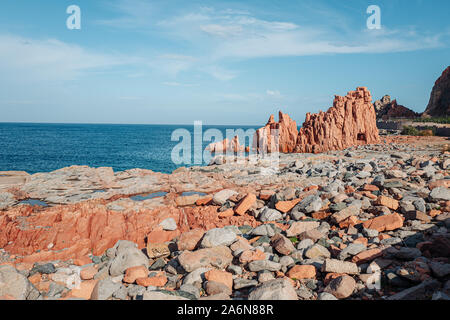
[0,0,449,125]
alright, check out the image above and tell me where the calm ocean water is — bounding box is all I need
[0,123,258,174]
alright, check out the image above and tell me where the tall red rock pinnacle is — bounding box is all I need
[294,87,381,153]
[252,111,298,153]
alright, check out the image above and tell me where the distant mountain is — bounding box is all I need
[423,66,450,117]
[373,95,419,120]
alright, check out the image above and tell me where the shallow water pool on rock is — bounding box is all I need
[130,191,168,201]
[19,199,49,207]
[180,191,207,197]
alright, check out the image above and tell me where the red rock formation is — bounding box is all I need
[0,198,260,263]
[252,112,298,153]
[206,136,244,153]
[295,87,381,153]
[423,66,450,117]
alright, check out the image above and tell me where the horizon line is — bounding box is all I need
[0,121,266,127]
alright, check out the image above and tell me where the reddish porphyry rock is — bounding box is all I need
[362,212,404,232]
[238,249,266,264]
[0,199,260,263]
[68,280,98,300]
[123,266,149,284]
[295,87,381,153]
[0,201,183,260]
[183,206,260,231]
[351,248,383,265]
[275,198,302,213]
[375,195,399,210]
[136,274,167,287]
[234,193,256,215]
[423,66,450,117]
[80,266,98,280]
[252,112,299,153]
[206,135,244,153]
[147,229,180,244]
[286,265,316,279]
[177,228,205,251]
[204,269,233,290]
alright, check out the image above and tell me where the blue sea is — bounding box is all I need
[0,123,258,174]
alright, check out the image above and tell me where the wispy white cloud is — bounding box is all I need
[266,90,281,97]
[155,5,445,60]
[93,0,447,82]
[0,34,128,82]
[202,65,238,81]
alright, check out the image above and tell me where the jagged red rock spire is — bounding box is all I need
[252,111,298,153]
[295,87,381,153]
[252,87,380,154]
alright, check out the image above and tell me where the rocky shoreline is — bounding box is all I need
[0,135,449,300]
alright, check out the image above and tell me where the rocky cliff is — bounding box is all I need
[252,112,298,153]
[374,95,419,120]
[295,87,381,153]
[423,66,450,117]
[251,87,381,154]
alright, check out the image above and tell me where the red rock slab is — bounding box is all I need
[147,229,180,244]
[351,248,383,264]
[338,216,360,228]
[429,180,450,190]
[218,208,234,218]
[123,265,148,284]
[375,195,399,211]
[80,266,98,280]
[196,197,213,206]
[311,211,331,220]
[136,275,167,287]
[73,256,92,266]
[204,269,233,290]
[68,280,98,300]
[429,209,442,218]
[363,184,379,192]
[353,237,368,246]
[362,212,404,232]
[359,191,377,200]
[184,206,260,231]
[275,198,302,213]
[234,193,256,215]
[28,273,41,285]
[286,265,316,280]
[0,200,183,258]
[238,249,265,264]
[177,228,205,251]
[15,239,91,264]
[259,190,275,201]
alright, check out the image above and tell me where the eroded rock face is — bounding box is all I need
[252,112,298,153]
[423,66,450,117]
[374,95,419,120]
[206,136,245,153]
[295,87,381,153]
